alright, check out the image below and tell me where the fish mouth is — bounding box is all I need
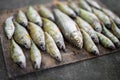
[39,44,45,51]
[56,41,66,52]
[105,24,111,29]
[114,42,120,48]
[91,37,99,44]
[56,56,62,62]
[116,24,120,28]
[33,61,40,69]
[21,22,28,27]
[24,43,31,49]
[91,50,100,56]
[36,22,42,27]
[109,45,116,50]
[16,61,26,68]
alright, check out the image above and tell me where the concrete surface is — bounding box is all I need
[0,0,120,80]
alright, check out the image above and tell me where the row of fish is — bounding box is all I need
[4,0,120,69]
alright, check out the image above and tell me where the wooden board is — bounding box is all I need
[0,0,120,79]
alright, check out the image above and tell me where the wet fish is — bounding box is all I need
[96,32,115,49]
[56,2,76,19]
[10,39,26,68]
[42,18,66,51]
[45,32,62,62]
[111,19,120,40]
[86,0,101,10]
[30,41,41,69]
[53,9,83,49]
[102,8,120,28]
[16,10,28,27]
[28,22,45,51]
[81,29,99,55]
[92,8,111,29]
[79,0,92,12]
[26,6,42,27]
[102,24,120,48]
[79,8,102,32]
[75,16,99,44]
[39,5,55,21]
[13,21,31,49]
[4,16,15,39]
[68,0,80,16]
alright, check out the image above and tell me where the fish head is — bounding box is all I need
[6,32,13,39]
[33,60,41,69]
[70,31,83,49]
[51,50,62,62]
[56,40,66,51]
[24,40,31,49]
[16,58,26,69]
[39,42,46,51]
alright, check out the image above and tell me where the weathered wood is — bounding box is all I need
[1,1,120,79]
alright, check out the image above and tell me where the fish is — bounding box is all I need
[45,32,62,62]
[26,6,42,27]
[30,41,42,69]
[102,24,120,48]
[53,9,83,49]
[10,39,26,68]
[13,21,31,49]
[86,0,101,10]
[111,19,120,40]
[92,8,111,29]
[81,29,99,55]
[102,8,120,28]
[39,5,55,21]
[28,22,45,51]
[75,16,99,44]
[79,0,92,12]
[96,32,115,49]
[68,0,80,16]
[42,18,66,51]
[56,2,76,19]
[4,16,15,39]
[16,10,28,27]
[79,8,102,32]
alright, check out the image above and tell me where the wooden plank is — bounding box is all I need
[1,0,120,79]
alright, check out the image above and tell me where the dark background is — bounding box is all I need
[0,0,120,80]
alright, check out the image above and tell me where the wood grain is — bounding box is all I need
[1,1,120,79]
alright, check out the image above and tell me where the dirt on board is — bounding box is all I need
[0,0,120,79]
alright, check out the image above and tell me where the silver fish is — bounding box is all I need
[14,21,31,49]
[10,39,26,68]
[75,16,99,44]
[39,5,55,21]
[53,9,83,49]
[92,8,111,29]
[56,2,76,18]
[102,24,120,48]
[79,0,92,12]
[102,8,120,28]
[96,32,115,49]
[43,18,66,51]
[16,10,28,27]
[81,29,99,55]
[26,6,42,27]
[28,22,45,51]
[79,8,102,32]
[68,0,80,16]
[4,16,15,39]
[111,19,120,40]
[30,41,42,69]
[45,32,62,62]
[86,0,102,10]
